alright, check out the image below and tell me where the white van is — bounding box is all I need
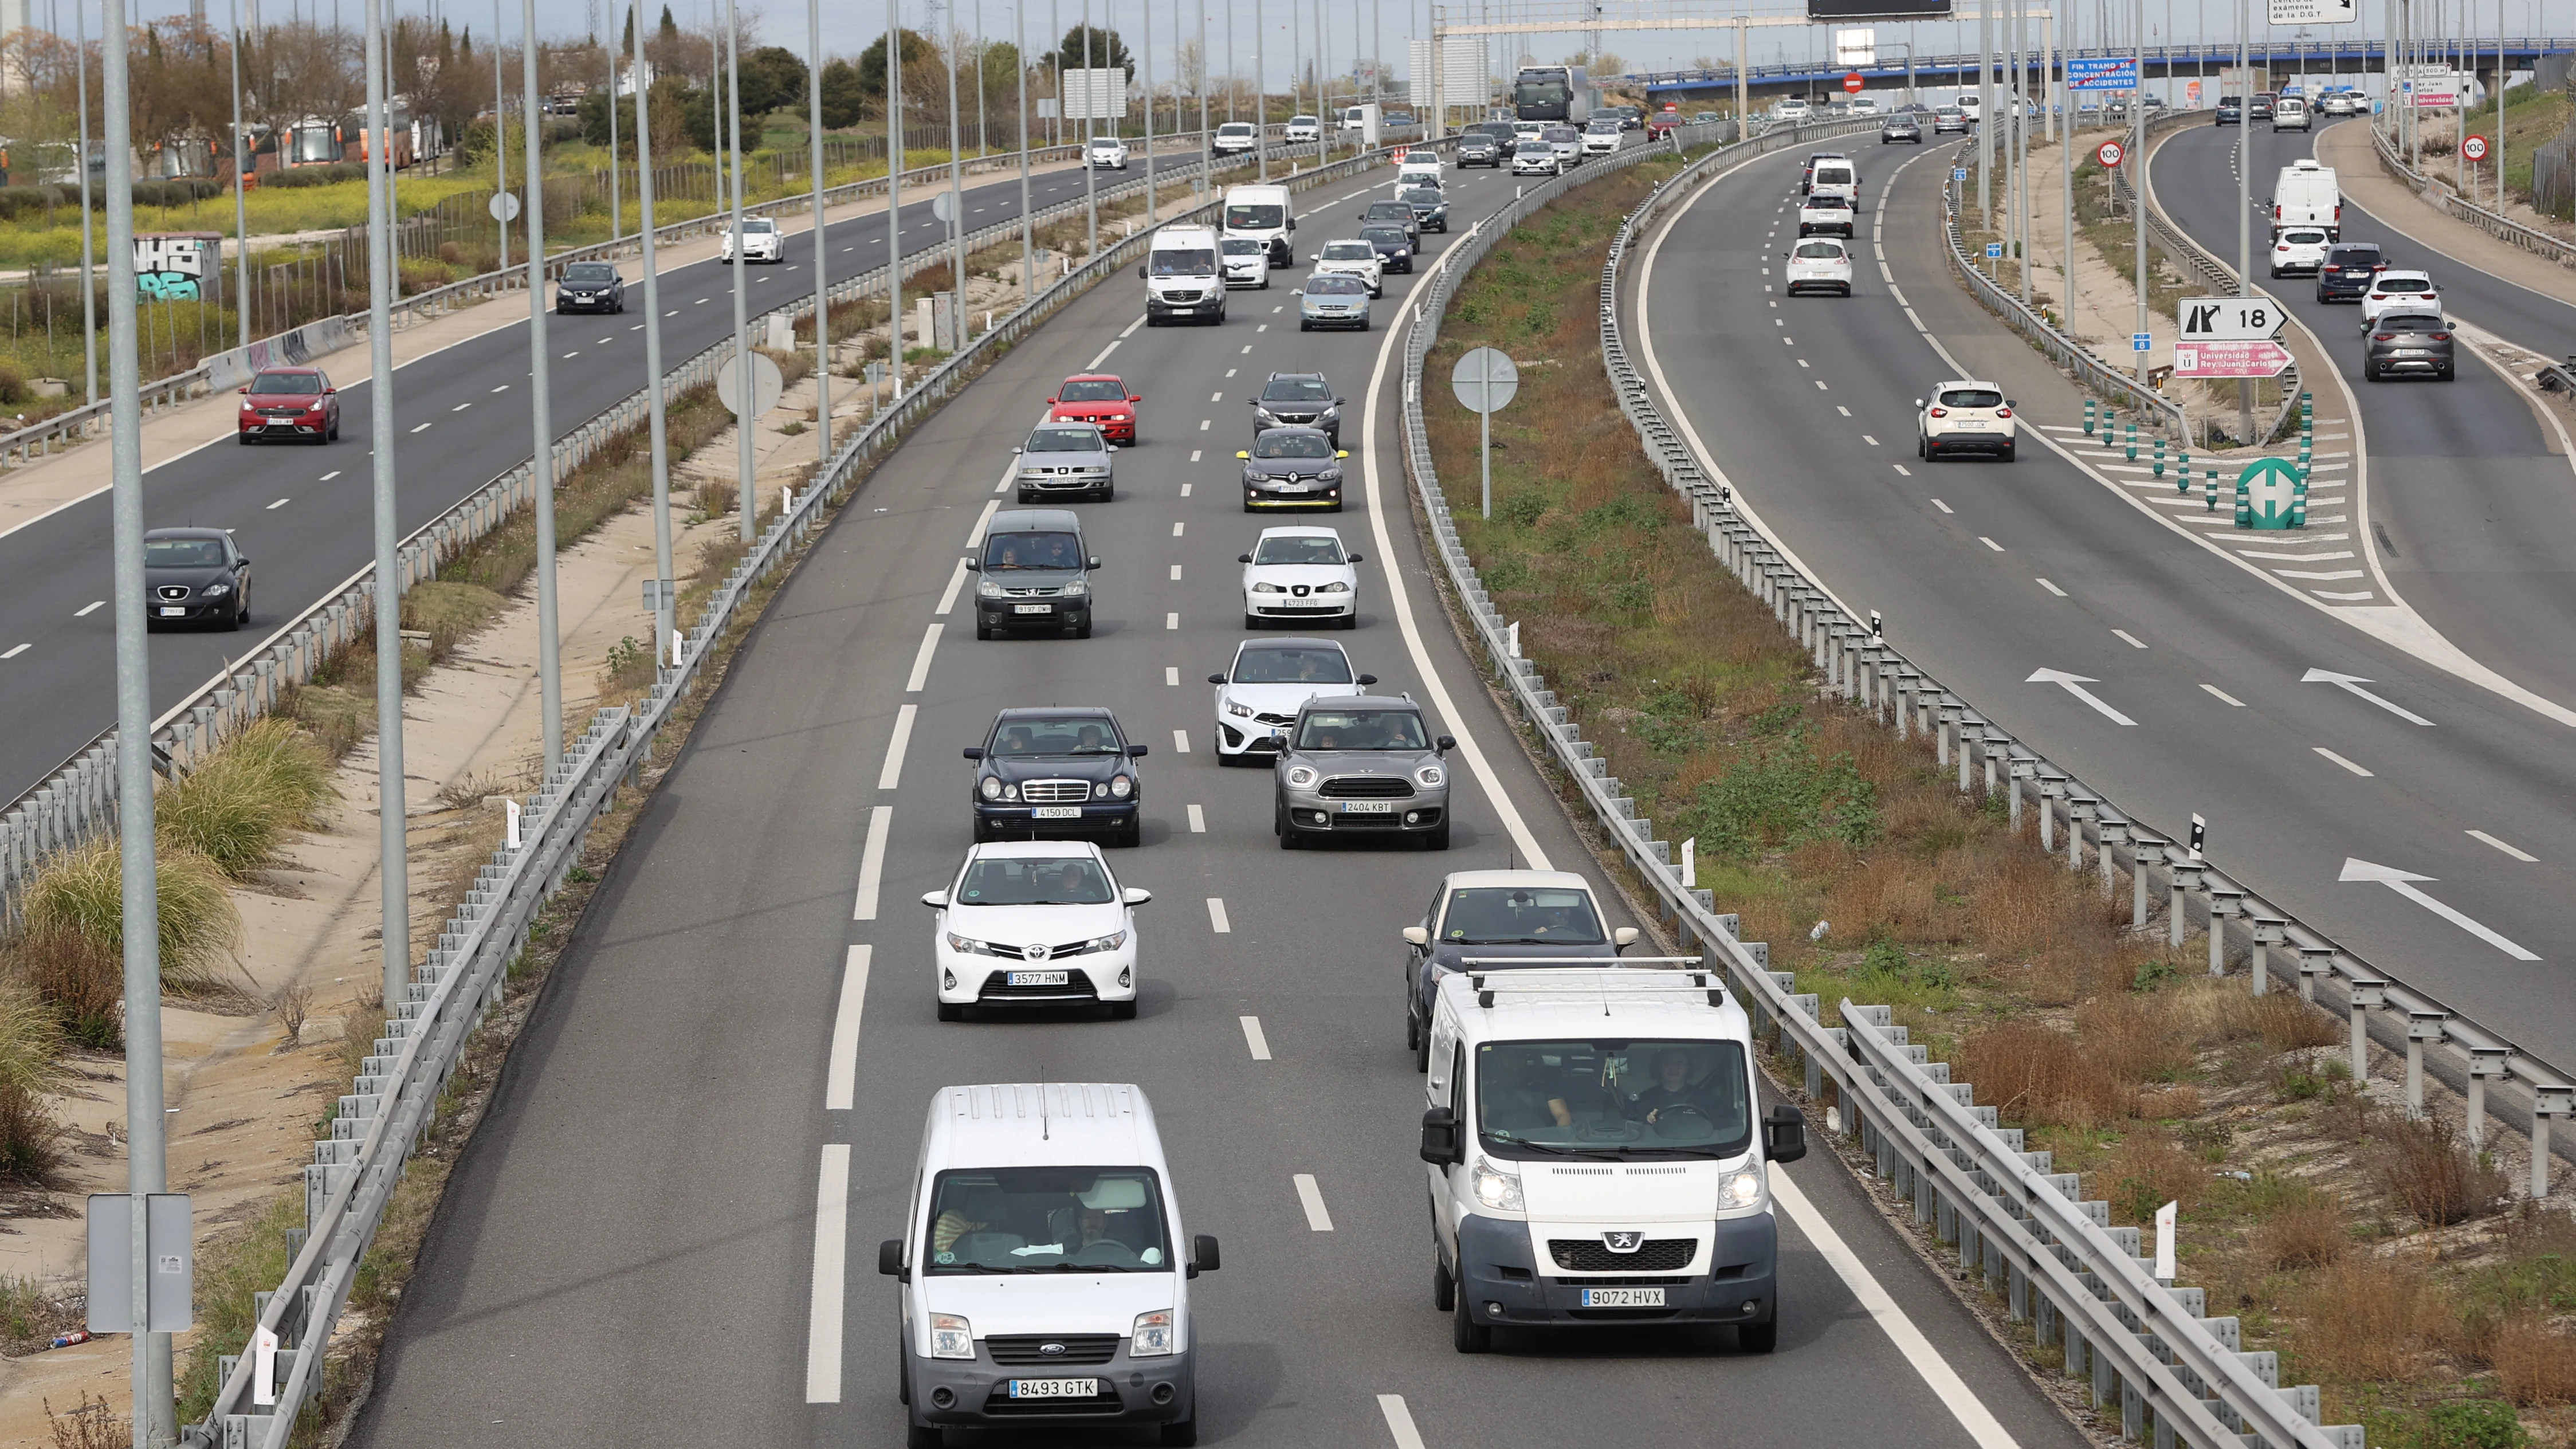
[2272,158,2339,238]
[883,1083,1219,1447]
[1140,223,1225,326]
[1808,158,1860,208]
[1222,183,1296,267]
[1417,967,1807,1353]
[2272,95,2311,131]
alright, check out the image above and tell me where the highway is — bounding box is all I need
[2147,116,2576,712]
[340,148,2087,1448]
[1631,136,2576,1080]
[0,147,1226,809]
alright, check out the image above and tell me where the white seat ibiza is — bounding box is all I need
[1784,238,1854,297]
[1239,525,1362,626]
[923,842,1150,1020]
[1208,636,1376,763]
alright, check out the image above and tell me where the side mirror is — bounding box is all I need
[1046,397,1059,405]
[323,387,336,395]
[878,1239,906,1276]
[921,889,951,909]
[1764,1104,1809,1164]
[1087,556,1102,569]
[1334,397,1348,406]
[1187,1234,1221,1278]
[1347,552,1362,563]
[1336,450,1350,458]
[237,386,249,394]
[1209,673,1229,685]
[1237,553,1255,563]
[1612,926,1640,950]
[1011,446,1024,454]
[1235,452,1250,461]
[1291,289,1304,297]
[2006,399,2018,409]
[1913,398,1925,409]
[1357,673,1379,686]
[1122,886,1154,905]
[1419,1107,1463,1164]
[1401,925,1430,947]
[965,559,981,571]
[1137,264,1148,278]
[1436,735,1456,753]
[1130,395,1143,403]
[962,746,985,760]
[1127,743,1149,757]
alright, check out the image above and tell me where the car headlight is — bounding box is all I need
[1414,764,1444,788]
[1110,775,1132,798]
[1002,783,1019,800]
[1077,929,1129,955]
[1315,580,1351,594]
[977,580,1005,598]
[1251,581,1287,594]
[979,776,1003,800]
[1226,700,1254,718]
[929,1313,975,1359]
[1059,580,1087,597]
[1720,1165,1766,1210]
[202,583,232,598]
[1318,405,1340,421]
[1317,468,1343,482]
[1255,406,1279,423]
[1129,1309,1175,1356]
[1285,765,1319,789]
[241,402,255,411]
[1471,1157,1525,1212]
[946,932,998,955]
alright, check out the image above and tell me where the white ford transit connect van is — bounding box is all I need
[1417,967,1807,1352]
[883,1083,1218,1447]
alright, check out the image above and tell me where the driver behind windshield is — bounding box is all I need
[1628,1049,1714,1126]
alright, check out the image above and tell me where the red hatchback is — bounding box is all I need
[237,366,341,444]
[1047,373,1142,446]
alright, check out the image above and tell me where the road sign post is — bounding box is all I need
[2068,57,2141,92]
[2179,296,2286,341]
[1842,71,1865,96]
[2461,133,2490,163]
[1450,347,1519,520]
[2096,139,2126,169]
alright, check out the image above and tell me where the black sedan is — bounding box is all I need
[1359,198,1420,243]
[1880,114,1922,144]
[1358,224,1415,274]
[555,261,626,313]
[1235,426,1348,512]
[964,708,1147,847]
[2363,314,2455,382]
[2316,242,2386,303]
[143,527,252,631]
[1399,184,1449,232]
[1456,132,1504,167]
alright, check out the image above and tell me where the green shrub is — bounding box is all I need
[22,838,239,995]
[0,983,64,1183]
[1674,729,1879,858]
[2425,1400,2528,1449]
[156,718,333,877]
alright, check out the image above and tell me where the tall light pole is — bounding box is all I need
[725,0,755,541]
[976,0,988,152]
[2135,0,2149,388]
[1081,0,1096,252]
[76,0,97,400]
[1196,0,1208,187]
[606,21,622,240]
[808,0,828,461]
[523,0,564,764]
[2234,0,2251,436]
[493,0,509,272]
[1144,0,1156,217]
[634,0,674,653]
[227,0,250,349]
[1978,0,1994,219]
[890,0,905,399]
[946,0,968,334]
[1256,0,1266,177]
[1018,0,1033,307]
[365,0,413,1018]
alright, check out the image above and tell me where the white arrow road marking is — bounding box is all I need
[2027,668,2137,726]
[2303,667,2434,725]
[2339,858,2540,960]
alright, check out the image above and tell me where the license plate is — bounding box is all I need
[1955,421,1986,429]
[1580,1286,1667,1307]
[1169,305,1196,313]
[2394,348,2428,357]
[1013,603,1053,614]
[158,606,185,616]
[1339,800,1395,814]
[1031,806,1082,819]
[1007,1378,1097,1399]
[1008,969,1071,987]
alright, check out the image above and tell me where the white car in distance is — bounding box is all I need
[1397,154,1445,189]
[1916,379,2018,462]
[720,215,783,263]
[1284,115,1323,142]
[2361,269,2441,328]
[1238,525,1363,629]
[923,842,1149,1020]
[2269,226,2330,277]
[1208,637,1376,763]
[1220,235,1273,289]
[1311,239,1385,297]
[1784,238,1854,296]
[1087,135,1132,169]
[1213,120,1261,155]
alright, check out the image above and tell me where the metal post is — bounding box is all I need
[1019,0,1034,309]
[1258,0,1269,177]
[1980,0,1994,220]
[1735,15,1748,129]
[1083,0,1097,252]
[891,0,906,397]
[494,0,510,274]
[1141,0,1156,219]
[2532,1089,2571,1199]
[810,0,830,460]
[227,0,250,350]
[524,0,563,765]
[635,3,674,652]
[1199,0,1211,192]
[2236,0,2251,441]
[2404,1011,2445,1118]
[2465,1047,2509,1146]
[2296,944,2332,1002]
[2348,979,2386,1081]
[2135,0,2149,384]
[365,0,414,1023]
[948,0,970,343]
[727,0,756,540]
[607,23,622,242]
[1479,401,1491,518]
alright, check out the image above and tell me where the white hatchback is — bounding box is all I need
[1238,525,1362,629]
[1784,238,1854,296]
[1087,136,1131,169]
[1208,635,1377,762]
[924,842,1149,1019]
[1285,115,1322,142]
[1917,379,2017,461]
[1511,143,1562,176]
[1311,239,1385,297]
[2361,269,2441,327]
[1220,235,1272,289]
[1397,154,1444,188]
[719,216,783,263]
[2269,226,2330,277]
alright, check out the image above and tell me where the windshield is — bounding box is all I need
[2379,315,2446,331]
[1263,378,1332,402]
[1218,123,1255,136]
[1543,127,1578,142]
[1366,202,1409,218]
[563,263,616,282]
[1401,189,1442,205]
[1254,433,1334,460]
[2330,246,2381,265]
[741,218,776,234]
[985,714,1124,754]
[1151,247,1217,277]
[1290,115,1319,125]
[1057,378,1126,402]
[981,532,1084,571]
[1815,168,1852,185]
[1232,645,1353,683]
[1939,388,2005,409]
[925,1167,1171,1274]
[1587,120,1621,132]
[1514,77,1570,111]
[1805,195,1849,210]
[250,371,320,394]
[1026,425,1101,453]
[1476,1040,1752,1160]
[1222,238,1263,256]
[954,854,1115,905]
[2282,230,2327,245]
[1307,275,1365,295]
[1292,708,1426,749]
[1089,138,1122,150]
[1794,242,1845,260]
[1360,227,1408,248]
[1322,242,1375,260]
[1440,885,1605,944]
[2379,276,2432,291]
[144,538,226,567]
[1225,202,1286,230]
[1251,533,1345,564]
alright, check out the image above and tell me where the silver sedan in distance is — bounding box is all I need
[1014,422,1116,503]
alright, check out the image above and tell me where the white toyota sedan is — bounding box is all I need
[1208,636,1376,763]
[923,841,1149,1020]
[1785,238,1854,296]
[719,215,783,263]
[1239,525,1362,627]
[1087,135,1131,169]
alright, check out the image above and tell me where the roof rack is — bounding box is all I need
[1456,956,1701,967]
[1455,965,1729,1009]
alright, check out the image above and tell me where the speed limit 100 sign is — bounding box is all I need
[2462,133,2491,162]
[2096,139,2126,168]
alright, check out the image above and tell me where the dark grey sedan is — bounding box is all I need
[2363,314,2455,382]
[555,260,626,313]
[1358,224,1415,274]
[1235,426,1349,512]
[143,527,252,630]
[1879,114,1922,144]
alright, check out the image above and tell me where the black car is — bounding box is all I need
[555,260,626,313]
[1358,224,1415,274]
[1249,372,1342,447]
[1612,104,1644,130]
[1879,114,1922,144]
[2249,93,2276,121]
[1399,184,1449,232]
[1456,132,1503,167]
[143,527,252,631]
[2316,242,2386,302]
[2216,96,2244,125]
[1235,426,1349,512]
[1360,198,1420,243]
[2363,313,2455,382]
[964,707,1146,847]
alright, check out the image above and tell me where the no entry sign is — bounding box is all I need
[2096,139,2126,168]
[1843,72,1866,95]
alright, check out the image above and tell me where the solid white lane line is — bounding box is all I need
[825,947,871,1109]
[967,499,1000,546]
[2314,747,2374,777]
[805,1144,850,1403]
[2114,629,2148,649]
[74,600,103,616]
[1240,1015,1273,1060]
[2468,830,2539,862]
[879,705,918,790]
[1187,803,1206,832]
[2202,684,2247,706]
[936,558,971,615]
[2035,578,2066,597]
[1206,897,1231,932]
[267,497,290,509]
[853,807,892,920]
[905,623,942,692]
[1293,1175,1333,1230]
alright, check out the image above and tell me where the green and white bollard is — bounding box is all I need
[2292,473,2309,528]
[2126,418,2139,461]
[2206,468,2220,512]
[2084,397,2099,435]
[2153,436,2167,478]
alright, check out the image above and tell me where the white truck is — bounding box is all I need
[1140,223,1226,326]
[2271,158,2341,240]
[1222,183,1297,268]
[1417,966,1808,1353]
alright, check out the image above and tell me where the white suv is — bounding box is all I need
[720,215,783,263]
[1784,238,1854,296]
[922,841,1149,1020]
[1284,115,1322,142]
[1212,120,1260,155]
[1311,239,1384,297]
[2361,269,2441,327]
[1208,635,1375,761]
[1917,380,2017,462]
[2269,226,2330,277]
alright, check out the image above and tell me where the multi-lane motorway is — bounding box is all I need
[340,149,2086,1447]
[1632,134,2576,1080]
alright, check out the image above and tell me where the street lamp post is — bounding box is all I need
[524,0,564,763]
[634,0,675,653]
[890,0,905,399]
[809,0,829,461]
[78,0,99,399]
[1018,0,1034,307]
[227,0,250,350]
[366,0,413,1016]
[725,0,756,541]
[494,0,508,272]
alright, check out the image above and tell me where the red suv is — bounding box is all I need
[237,366,340,444]
[1046,373,1142,446]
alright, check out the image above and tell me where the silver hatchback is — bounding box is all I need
[1274,695,1454,849]
[1296,273,1372,331]
[1015,421,1116,502]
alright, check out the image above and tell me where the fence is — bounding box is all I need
[2372,118,2576,270]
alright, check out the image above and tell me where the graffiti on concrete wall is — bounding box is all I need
[133,233,221,300]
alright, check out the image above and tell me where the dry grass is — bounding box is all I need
[2295,1256,2460,1386]
[42,1392,126,1449]
[270,982,314,1049]
[1,919,123,1049]
[2374,1112,2509,1229]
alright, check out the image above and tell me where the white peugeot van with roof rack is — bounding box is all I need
[883,1082,1219,1447]
[1416,967,1807,1353]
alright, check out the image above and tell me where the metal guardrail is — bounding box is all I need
[1398,109,2567,1449]
[2369,119,2576,271]
[183,133,1439,1448]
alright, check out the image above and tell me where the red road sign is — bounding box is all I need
[1843,72,1866,95]
[2173,339,2294,379]
[2096,139,2126,168]
[2461,133,2491,162]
